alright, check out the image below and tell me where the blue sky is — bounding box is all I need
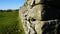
[0,0,26,10]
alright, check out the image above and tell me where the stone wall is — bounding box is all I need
[19,0,60,34]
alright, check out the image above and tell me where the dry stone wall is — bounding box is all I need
[19,0,60,34]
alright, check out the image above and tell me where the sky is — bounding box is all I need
[0,0,26,10]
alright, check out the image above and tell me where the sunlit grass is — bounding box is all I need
[0,11,25,34]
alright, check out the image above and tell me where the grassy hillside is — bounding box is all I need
[0,10,25,34]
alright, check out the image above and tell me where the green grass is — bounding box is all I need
[0,11,25,34]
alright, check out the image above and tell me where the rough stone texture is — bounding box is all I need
[19,0,60,34]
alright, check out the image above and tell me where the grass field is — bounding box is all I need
[0,10,25,34]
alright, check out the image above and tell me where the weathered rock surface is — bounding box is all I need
[19,0,60,34]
